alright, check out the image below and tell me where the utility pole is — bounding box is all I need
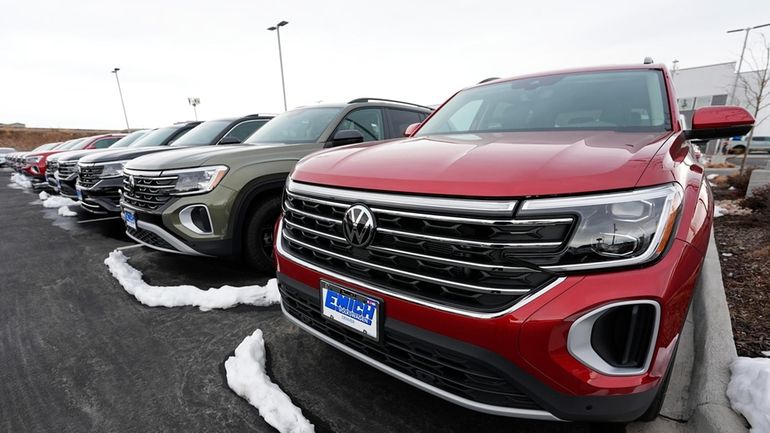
[267,20,289,111]
[111,68,130,130]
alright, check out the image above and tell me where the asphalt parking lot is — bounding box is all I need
[0,169,623,433]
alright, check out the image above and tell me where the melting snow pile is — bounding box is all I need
[104,249,280,310]
[727,356,770,433]
[38,191,78,217]
[10,173,32,188]
[714,200,751,218]
[225,329,315,433]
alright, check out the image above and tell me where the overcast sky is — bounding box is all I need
[1,0,769,130]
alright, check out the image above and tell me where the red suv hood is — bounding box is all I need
[292,131,673,197]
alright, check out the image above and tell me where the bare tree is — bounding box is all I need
[736,34,770,175]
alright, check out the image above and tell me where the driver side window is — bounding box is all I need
[334,108,384,142]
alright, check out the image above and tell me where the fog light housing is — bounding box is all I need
[179,205,213,235]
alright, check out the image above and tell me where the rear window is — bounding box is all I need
[416,70,671,136]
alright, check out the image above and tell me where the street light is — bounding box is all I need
[267,20,289,111]
[727,23,770,105]
[188,97,200,121]
[111,68,130,130]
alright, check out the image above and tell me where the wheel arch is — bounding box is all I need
[228,172,290,256]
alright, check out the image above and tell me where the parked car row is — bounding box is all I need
[7,63,756,424]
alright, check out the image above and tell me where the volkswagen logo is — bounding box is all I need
[342,204,376,247]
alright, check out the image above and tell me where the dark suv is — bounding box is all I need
[119,99,431,271]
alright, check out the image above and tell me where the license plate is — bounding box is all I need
[76,188,83,201]
[56,179,62,191]
[123,209,137,230]
[321,280,380,340]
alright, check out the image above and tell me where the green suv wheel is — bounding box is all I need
[244,195,282,272]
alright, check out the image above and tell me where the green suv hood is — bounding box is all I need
[124,143,312,171]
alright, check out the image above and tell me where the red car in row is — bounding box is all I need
[274,64,754,422]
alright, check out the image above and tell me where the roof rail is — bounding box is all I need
[347,98,434,111]
[477,77,500,84]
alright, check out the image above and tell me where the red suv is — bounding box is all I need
[275,64,754,422]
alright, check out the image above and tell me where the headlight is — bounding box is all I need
[100,161,128,178]
[519,183,683,271]
[165,166,228,196]
[26,156,42,164]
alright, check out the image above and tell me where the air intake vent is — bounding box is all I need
[590,304,656,369]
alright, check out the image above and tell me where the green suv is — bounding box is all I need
[120,98,432,271]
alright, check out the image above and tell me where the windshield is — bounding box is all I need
[416,70,671,137]
[129,126,179,147]
[59,138,87,150]
[34,143,58,151]
[244,107,342,144]
[170,120,231,147]
[111,130,149,148]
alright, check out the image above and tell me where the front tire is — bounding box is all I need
[243,195,282,273]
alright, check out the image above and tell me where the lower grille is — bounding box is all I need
[126,226,174,250]
[280,283,541,410]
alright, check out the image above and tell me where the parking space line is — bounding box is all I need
[77,216,122,224]
[116,244,143,251]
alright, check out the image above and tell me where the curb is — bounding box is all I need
[686,229,747,433]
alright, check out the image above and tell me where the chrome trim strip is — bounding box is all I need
[521,184,677,210]
[371,206,574,226]
[377,227,563,249]
[286,191,348,208]
[284,219,346,242]
[280,303,562,421]
[123,168,163,177]
[285,202,342,224]
[276,220,567,319]
[288,178,517,216]
[283,231,527,294]
[128,220,210,257]
[567,300,661,377]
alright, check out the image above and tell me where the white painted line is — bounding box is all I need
[77,216,122,224]
[116,244,143,251]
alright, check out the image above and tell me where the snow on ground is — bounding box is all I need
[225,329,315,433]
[10,173,32,188]
[728,356,770,433]
[714,200,752,218]
[104,249,280,310]
[37,191,79,217]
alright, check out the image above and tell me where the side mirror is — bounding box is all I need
[218,136,242,145]
[685,106,754,140]
[330,129,364,147]
[404,122,421,137]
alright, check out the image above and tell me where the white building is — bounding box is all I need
[672,61,769,154]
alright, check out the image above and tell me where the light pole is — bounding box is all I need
[727,23,770,105]
[111,68,130,130]
[267,20,289,111]
[188,97,200,120]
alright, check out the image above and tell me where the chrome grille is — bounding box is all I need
[120,172,177,211]
[77,163,103,188]
[281,180,574,313]
[57,161,77,178]
[46,160,58,175]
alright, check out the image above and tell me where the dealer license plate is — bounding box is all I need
[321,280,380,340]
[76,188,83,201]
[122,209,137,230]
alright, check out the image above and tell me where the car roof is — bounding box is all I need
[470,63,668,89]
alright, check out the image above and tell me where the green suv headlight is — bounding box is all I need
[100,161,129,178]
[519,183,683,271]
[166,166,228,196]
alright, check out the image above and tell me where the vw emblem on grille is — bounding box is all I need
[342,204,376,247]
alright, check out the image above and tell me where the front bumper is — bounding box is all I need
[275,220,704,422]
[78,178,123,214]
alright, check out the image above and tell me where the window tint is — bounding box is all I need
[222,120,268,143]
[245,107,342,144]
[417,70,671,136]
[93,137,121,149]
[387,108,426,137]
[335,108,384,141]
[171,120,231,147]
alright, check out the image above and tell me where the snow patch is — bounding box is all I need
[11,173,32,188]
[714,200,752,218]
[103,250,280,310]
[225,329,315,433]
[40,194,78,209]
[39,191,49,200]
[707,173,719,180]
[58,206,77,217]
[727,357,770,433]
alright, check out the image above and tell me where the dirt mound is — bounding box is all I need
[0,127,122,151]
